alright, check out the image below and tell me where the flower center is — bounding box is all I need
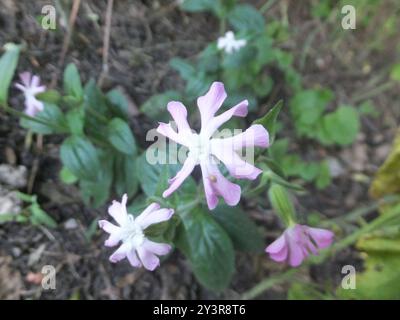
[187,133,211,163]
[120,215,145,248]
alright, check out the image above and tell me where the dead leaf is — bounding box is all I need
[0,252,22,299]
[370,129,400,198]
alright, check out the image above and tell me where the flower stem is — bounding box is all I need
[1,103,66,132]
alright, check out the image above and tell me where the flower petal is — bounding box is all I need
[108,194,128,226]
[197,82,227,126]
[266,233,288,263]
[24,97,44,117]
[104,233,121,247]
[156,122,189,146]
[138,203,161,219]
[109,242,131,263]
[162,156,196,198]
[127,249,142,268]
[167,101,191,133]
[305,226,334,250]
[142,239,171,256]
[266,233,287,254]
[98,220,119,234]
[200,160,241,210]
[137,246,160,271]
[210,140,262,180]
[202,99,248,137]
[19,72,31,87]
[15,83,26,92]
[287,225,307,267]
[136,208,174,230]
[230,124,269,149]
[31,75,40,88]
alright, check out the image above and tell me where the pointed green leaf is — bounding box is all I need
[0,43,21,105]
[253,100,283,144]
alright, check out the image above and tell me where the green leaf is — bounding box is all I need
[254,33,274,66]
[315,161,331,189]
[253,74,273,98]
[299,162,320,182]
[60,136,101,181]
[79,150,113,208]
[253,100,283,144]
[16,191,36,203]
[141,91,181,121]
[197,44,220,73]
[83,79,108,114]
[0,43,21,105]
[36,90,61,104]
[185,72,213,99]
[264,170,304,191]
[20,103,67,134]
[66,107,85,135]
[63,63,83,99]
[0,213,19,223]
[30,203,57,228]
[181,0,219,12]
[228,4,265,32]
[170,58,196,81]
[390,63,400,82]
[320,106,360,146]
[106,89,129,118]
[114,154,139,197]
[63,95,82,108]
[289,89,333,136]
[107,118,137,155]
[127,195,149,215]
[60,166,78,184]
[222,46,256,68]
[213,205,264,252]
[177,207,235,292]
[136,151,180,197]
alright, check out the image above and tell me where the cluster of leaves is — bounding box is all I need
[127,147,267,291]
[140,0,363,189]
[0,43,278,292]
[141,0,300,120]
[20,63,139,208]
[0,192,57,228]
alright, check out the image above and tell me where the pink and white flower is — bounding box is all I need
[156,82,269,210]
[265,224,334,267]
[99,194,174,271]
[15,72,46,117]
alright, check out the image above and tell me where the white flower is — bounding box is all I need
[15,72,46,117]
[217,31,247,54]
[99,194,174,271]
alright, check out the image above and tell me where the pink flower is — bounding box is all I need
[265,224,334,267]
[157,82,269,210]
[15,72,46,117]
[99,194,174,271]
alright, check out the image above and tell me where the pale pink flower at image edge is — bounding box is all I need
[98,194,174,271]
[265,224,334,267]
[157,82,270,210]
[14,72,46,117]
